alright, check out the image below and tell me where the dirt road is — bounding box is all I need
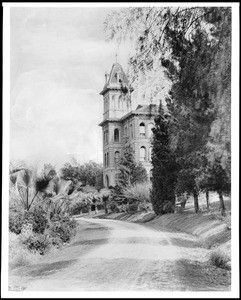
[9,218,231,291]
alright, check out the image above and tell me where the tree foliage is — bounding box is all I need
[116,144,148,188]
[105,6,231,215]
[150,103,177,214]
[60,160,103,189]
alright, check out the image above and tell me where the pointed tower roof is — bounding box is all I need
[100,62,133,95]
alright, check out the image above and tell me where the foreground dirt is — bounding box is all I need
[9,218,230,291]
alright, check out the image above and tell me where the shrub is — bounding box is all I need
[9,208,24,234]
[209,249,230,270]
[122,182,151,203]
[109,201,120,213]
[127,203,139,213]
[163,201,175,213]
[9,231,41,269]
[48,214,78,245]
[23,206,48,234]
[23,232,51,255]
[138,202,153,211]
[9,205,48,235]
[19,223,51,255]
[70,202,89,215]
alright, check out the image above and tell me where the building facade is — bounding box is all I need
[99,62,158,188]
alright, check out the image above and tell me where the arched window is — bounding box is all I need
[104,153,107,167]
[140,146,146,161]
[148,147,153,161]
[106,152,109,167]
[140,122,146,137]
[148,123,154,138]
[114,128,119,142]
[114,151,120,165]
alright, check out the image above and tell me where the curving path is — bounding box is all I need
[9,218,230,291]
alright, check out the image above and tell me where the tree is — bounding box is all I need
[95,171,104,192]
[60,160,104,188]
[204,156,231,216]
[167,7,231,214]
[150,102,177,215]
[12,167,52,211]
[105,7,231,215]
[116,144,148,188]
[42,163,57,180]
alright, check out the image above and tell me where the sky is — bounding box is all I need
[10,7,132,170]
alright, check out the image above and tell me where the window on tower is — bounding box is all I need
[140,122,146,137]
[114,128,119,142]
[140,146,146,161]
[114,151,120,165]
[106,130,109,144]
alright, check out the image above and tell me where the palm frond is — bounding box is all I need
[35,176,51,193]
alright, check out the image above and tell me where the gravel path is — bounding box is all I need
[9,218,231,291]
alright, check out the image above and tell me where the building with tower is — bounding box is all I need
[99,62,158,188]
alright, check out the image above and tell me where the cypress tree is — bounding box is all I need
[150,102,177,215]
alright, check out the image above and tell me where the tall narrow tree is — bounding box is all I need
[150,102,177,215]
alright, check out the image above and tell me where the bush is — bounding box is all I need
[209,249,230,270]
[109,201,120,213]
[48,214,78,245]
[9,231,41,269]
[23,206,48,234]
[19,223,51,255]
[70,202,89,215]
[9,206,48,235]
[162,201,175,213]
[122,182,151,203]
[127,203,139,213]
[138,202,153,211]
[9,208,24,234]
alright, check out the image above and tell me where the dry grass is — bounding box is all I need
[9,232,42,269]
[209,249,231,270]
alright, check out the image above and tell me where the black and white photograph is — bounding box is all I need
[2,2,239,298]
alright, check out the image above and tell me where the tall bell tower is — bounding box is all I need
[99,62,133,187]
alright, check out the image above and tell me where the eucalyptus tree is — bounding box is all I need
[105,7,231,214]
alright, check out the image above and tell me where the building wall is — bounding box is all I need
[102,113,155,187]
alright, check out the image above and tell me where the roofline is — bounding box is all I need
[98,118,121,127]
[98,109,158,127]
[99,86,122,96]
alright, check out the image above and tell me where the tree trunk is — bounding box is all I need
[206,189,210,211]
[181,200,186,210]
[104,202,108,214]
[193,191,199,213]
[218,190,226,216]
